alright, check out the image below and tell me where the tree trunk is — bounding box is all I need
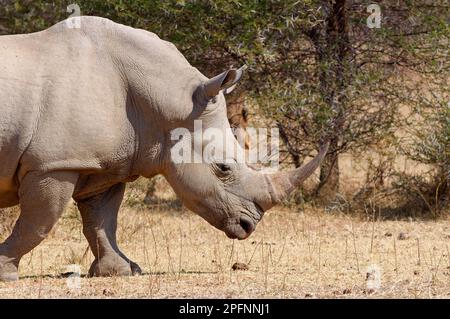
[308,0,350,203]
[315,140,340,202]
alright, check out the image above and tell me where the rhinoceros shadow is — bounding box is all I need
[19,270,219,280]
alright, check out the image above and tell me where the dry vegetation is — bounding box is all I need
[1,178,449,299]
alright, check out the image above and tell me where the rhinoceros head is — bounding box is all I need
[162,67,329,240]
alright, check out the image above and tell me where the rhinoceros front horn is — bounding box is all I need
[261,142,330,211]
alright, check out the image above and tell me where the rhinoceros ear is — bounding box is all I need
[203,66,246,98]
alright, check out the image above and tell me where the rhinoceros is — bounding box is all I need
[0,17,328,281]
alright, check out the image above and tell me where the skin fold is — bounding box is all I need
[0,17,328,280]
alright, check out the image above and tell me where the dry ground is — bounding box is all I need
[1,184,449,298]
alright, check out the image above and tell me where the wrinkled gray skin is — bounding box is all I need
[0,17,329,281]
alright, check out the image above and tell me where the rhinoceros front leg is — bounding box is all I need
[77,183,141,277]
[0,171,78,281]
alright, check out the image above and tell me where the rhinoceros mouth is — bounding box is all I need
[224,215,256,240]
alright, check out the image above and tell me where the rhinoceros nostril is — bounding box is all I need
[239,217,254,234]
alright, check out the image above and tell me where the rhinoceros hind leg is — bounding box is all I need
[88,254,142,277]
[77,183,141,278]
[0,171,78,281]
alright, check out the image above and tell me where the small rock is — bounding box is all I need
[232,262,249,271]
[102,288,115,297]
[364,289,375,295]
[342,288,352,294]
[398,232,409,240]
[304,293,313,298]
[413,270,420,275]
[384,232,392,237]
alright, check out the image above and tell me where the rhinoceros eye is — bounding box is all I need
[217,163,231,172]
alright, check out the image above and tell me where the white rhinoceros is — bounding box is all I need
[0,17,328,280]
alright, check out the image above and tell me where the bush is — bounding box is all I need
[395,101,449,217]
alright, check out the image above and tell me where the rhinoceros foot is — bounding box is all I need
[0,256,19,282]
[89,255,142,277]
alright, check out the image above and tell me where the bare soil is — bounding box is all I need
[1,200,449,298]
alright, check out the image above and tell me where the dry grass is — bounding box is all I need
[1,191,450,298]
